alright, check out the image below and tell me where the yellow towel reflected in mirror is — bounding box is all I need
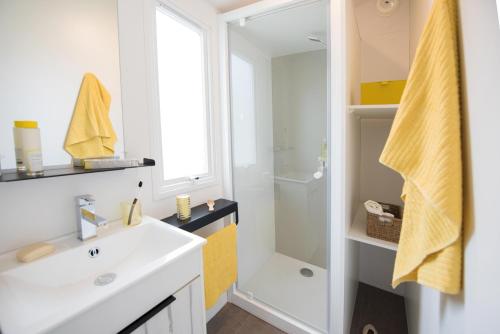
[64,73,117,159]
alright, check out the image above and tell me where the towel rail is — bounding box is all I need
[161,198,238,232]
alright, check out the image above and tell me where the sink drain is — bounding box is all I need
[94,273,117,286]
[300,268,314,277]
[88,247,100,258]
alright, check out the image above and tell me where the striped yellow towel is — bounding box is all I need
[379,0,462,294]
[203,224,238,309]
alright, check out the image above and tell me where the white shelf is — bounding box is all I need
[346,204,398,251]
[348,104,399,119]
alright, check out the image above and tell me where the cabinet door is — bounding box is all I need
[144,277,206,334]
[186,276,205,334]
[144,306,171,333]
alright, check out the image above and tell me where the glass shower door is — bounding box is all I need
[228,1,328,331]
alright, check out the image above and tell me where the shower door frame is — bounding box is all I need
[218,0,347,333]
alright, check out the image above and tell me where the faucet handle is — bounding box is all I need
[80,207,107,226]
[92,214,108,227]
[81,208,96,222]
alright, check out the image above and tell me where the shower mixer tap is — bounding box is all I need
[314,139,327,179]
[314,157,327,179]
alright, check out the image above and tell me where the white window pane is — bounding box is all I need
[230,54,256,167]
[156,8,209,181]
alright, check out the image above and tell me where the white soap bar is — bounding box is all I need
[16,242,55,263]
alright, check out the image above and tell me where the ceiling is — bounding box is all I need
[207,0,261,12]
[229,0,328,57]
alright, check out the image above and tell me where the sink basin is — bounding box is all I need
[0,216,206,334]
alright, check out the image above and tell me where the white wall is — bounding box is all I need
[358,244,405,296]
[359,119,404,206]
[409,0,433,61]
[0,0,124,168]
[271,50,327,268]
[0,0,225,318]
[354,0,410,84]
[405,282,440,334]
[272,50,327,175]
[454,2,500,329]
[274,176,327,268]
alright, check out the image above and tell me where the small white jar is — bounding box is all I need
[13,121,44,176]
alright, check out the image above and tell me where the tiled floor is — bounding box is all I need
[350,283,408,334]
[207,303,285,334]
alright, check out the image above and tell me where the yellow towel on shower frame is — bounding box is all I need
[203,223,238,309]
[64,73,117,159]
[379,0,462,294]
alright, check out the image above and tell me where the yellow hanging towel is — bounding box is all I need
[379,0,462,294]
[203,224,237,309]
[64,73,117,159]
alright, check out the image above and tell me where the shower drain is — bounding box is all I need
[94,273,117,286]
[300,268,314,277]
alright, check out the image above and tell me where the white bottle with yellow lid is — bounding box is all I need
[13,121,44,176]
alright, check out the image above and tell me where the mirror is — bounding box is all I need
[0,0,124,169]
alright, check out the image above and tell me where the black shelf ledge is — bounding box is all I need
[0,158,155,182]
[162,198,238,233]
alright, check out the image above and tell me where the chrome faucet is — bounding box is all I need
[76,195,107,241]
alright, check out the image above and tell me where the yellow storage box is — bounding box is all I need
[361,80,407,105]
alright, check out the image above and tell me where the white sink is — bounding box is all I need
[0,216,206,334]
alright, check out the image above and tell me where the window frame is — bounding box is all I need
[147,0,217,199]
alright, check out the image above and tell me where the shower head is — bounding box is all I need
[307,35,326,46]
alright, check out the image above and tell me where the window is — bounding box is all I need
[230,54,257,167]
[152,4,214,196]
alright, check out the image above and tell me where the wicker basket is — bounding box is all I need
[366,202,403,243]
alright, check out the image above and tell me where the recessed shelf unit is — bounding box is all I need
[346,204,398,251]
[0,158,155,182]
[349,104,399,119]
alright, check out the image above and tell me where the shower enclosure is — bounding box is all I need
[221,1,330,332]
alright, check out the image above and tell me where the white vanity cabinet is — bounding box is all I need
[0,217,208,334]
[130,277,205,334]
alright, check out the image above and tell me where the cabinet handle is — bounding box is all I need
[118,295,176,334]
